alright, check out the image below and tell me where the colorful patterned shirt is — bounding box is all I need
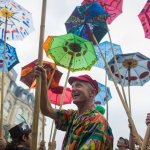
[55,109,113,150]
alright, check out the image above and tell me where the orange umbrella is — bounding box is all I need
[20,59,62,89]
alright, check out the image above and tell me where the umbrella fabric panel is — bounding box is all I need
[0,39,19,72]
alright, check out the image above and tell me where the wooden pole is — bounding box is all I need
[106,25,128,106]
[141,124,150,150]
[31,0,47,149]
[0,13,8,137]
[92,33,142,147]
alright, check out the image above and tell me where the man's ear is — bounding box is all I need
[22,134,27,142]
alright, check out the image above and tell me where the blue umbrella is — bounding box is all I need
[95,82,112,105]
[0,39,19,72]
[94,41,122,69]
[65,2,109,44]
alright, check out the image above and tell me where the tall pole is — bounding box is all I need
[31,0,47,149]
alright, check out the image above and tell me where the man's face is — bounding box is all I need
[24,132,32,147]
[71,80,93,104]
[117,137,126,148]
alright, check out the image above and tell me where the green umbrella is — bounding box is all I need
[46,33,98,72]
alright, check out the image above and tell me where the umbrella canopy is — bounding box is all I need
[95,82,112,105]
[65,2,109,44]
[0,39,19,72]
[48,86,73,106]
[20,59,62,88]
[46,33,98,72]
[107,52,150,86]
[138,0,150,39]
[0,0,34,40]
[94,41,122,69]
[81,0,123,24]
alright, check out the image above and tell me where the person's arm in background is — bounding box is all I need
[128,120,136,150]
[146,113,150,150]
[34,65,57,120]
[0,137,7,150]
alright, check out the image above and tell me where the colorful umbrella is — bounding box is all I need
[94,41,122,69]
[48,86,73,106]
[0,39,19,72]
[46,33,98,72]
[81,0,123,24]
[0,0,34,40]
[20,59,62,89]
[107,52,150,86]
[65,2,109,44]
[107,52,150,113]
[138,0,150,39]
[95,82,112,105]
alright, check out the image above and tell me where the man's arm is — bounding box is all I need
[34,65,57,120]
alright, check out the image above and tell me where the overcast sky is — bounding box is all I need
[8,0,150,149]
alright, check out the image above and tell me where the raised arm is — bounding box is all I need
[34,65,57,120]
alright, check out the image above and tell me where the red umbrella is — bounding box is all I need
[81,0,123,24]
[138,0,150,39]
[20,59,62,89]
[48,86,73,106]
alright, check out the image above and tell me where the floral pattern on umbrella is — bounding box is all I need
[46,33,98,72]
[95,82,112,105]
[138,0,150,39]
[81,0,123,24]
[0,39,19,72]
[107,52,150,86]
[20,59,62,88]
[0,0,34,40]
[48,86,73,106]
[65,2,109,44]
[94,41,122,69]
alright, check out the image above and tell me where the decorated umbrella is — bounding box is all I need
[81,0,123,24]
[95,82,112,105]
[94,82,112,120]
[107,52,150,113]
[0,0,34,138]
[48,86,72,106]
[94,41,122,69]
[65,2,109,44]
[0,0,34,40]
[0,39,19,72]
[20,59,62,89]
[138,0,150,39]
[46,33,98,72]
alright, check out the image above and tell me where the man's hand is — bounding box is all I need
[0,137,7,150]
[146,113,150,126]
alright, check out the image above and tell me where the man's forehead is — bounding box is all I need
[71,80,88,85]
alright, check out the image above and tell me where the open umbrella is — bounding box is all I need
[46,33,98,72]
[0,0,34,40]
[81,0,123,24]
[0,39,19,72]
[94,41,122,69]
[107,52,150,112]
[20,59,62,89]
[48,86,72,106]
[65,2,109,44]
[138,0,150,39]
[95,82,112,105]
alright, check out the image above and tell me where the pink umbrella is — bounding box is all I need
[81,0,123,24]
[48,86,73,106]
[138,0,150,39]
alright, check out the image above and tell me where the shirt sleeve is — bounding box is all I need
[55,109,76,131]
